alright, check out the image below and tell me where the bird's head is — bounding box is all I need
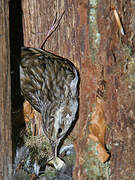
[42,100,78,149]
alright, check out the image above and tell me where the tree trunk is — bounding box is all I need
[0,0,12,179]
[21,0,135,179]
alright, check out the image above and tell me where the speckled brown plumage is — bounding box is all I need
[20,47,79,166]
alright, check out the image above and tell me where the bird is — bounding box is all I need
[20,11,79,170]
[20,47,79,170]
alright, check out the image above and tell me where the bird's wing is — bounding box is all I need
[20,47,78,112]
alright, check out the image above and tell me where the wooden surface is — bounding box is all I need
[0,0,12,179]
[21,0,98,179]
[22,0,135,179]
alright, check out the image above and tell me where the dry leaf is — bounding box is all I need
[23,101,43,136]
[89,97,109,162]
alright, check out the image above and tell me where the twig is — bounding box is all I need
[40,10,65,49]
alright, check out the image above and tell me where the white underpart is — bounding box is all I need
[54,106,64,138]
[70,68,78,96]
[69,67,78,123]
[69,98,78,124]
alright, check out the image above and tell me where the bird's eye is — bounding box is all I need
[58,128,62,134]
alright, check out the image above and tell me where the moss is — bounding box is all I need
[20,121,76,178]
[120,44,135,93]
[89,0,101,63]
[24,134,51,164]
[83,139,110,179]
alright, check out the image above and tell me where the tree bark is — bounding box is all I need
[0,0,12,179]
[98,1,135,179]
[22,0,135,179]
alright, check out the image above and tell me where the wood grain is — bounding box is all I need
[0,0,12,179]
